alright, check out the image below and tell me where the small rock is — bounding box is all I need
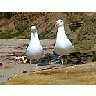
[0,75,4,77]
[51,60,54,62]
[71,66,74,69]
[7,77,12,80]
[0,63,3,66]
[47,67,52,69]
[42,69,47,70]
[56,60,60,63]
[23,70,27,73]
[54,67,58,69]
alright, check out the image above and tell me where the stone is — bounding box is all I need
[0,62,3,66]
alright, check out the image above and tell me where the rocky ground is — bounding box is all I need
[0,39,56,84]
[0,39,96,85]
[0,12,96,85]
[5,62,96,85]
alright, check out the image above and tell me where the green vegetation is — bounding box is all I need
[0,26,27,39]
[40,32,49,39]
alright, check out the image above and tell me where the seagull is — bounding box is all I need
[54,19,74,65]
[26,26,43,72]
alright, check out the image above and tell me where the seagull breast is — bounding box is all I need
[54,19,74,56]
[26,26,43,60]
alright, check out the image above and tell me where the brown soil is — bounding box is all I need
[5,62,96,85]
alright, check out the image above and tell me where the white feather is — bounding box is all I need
[54,19,74,56]
[26,26,43,60]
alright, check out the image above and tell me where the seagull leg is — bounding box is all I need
[58,57,63,69]
[48,60,51,65]
[30,60,31,72]
[30,60,33,73]
[61,57,64,65]
[36,64,38,71]
[64,56,67,64]
[35,63,40,72]
[60,56,66,68]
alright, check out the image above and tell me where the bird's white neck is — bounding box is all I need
[31,32,34,40]
[57,26,67,39]
[58,26,65,34]
[31,31,39,40]
[34,31,39,39]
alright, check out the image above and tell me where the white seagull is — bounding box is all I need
[54,19,74,64]
[26,26,43,72]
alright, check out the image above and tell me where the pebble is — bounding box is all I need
[0,75,4,77]
[54,67,58,69]
[42,69,47,70]
[71,66,74,69]
[7,76,12,80]
[0,63,3,66]
[47,67,52,69]
[23,70,27,73]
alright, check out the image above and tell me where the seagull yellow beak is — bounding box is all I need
[55,23,59,27]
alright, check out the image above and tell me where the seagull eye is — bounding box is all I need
[60,21,62,22]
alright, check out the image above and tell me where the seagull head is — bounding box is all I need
[30,26,37,33]
[55,19,64,27]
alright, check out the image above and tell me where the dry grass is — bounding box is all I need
[5,62,96,85]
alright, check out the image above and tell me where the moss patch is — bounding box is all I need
[0,26,27,39]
